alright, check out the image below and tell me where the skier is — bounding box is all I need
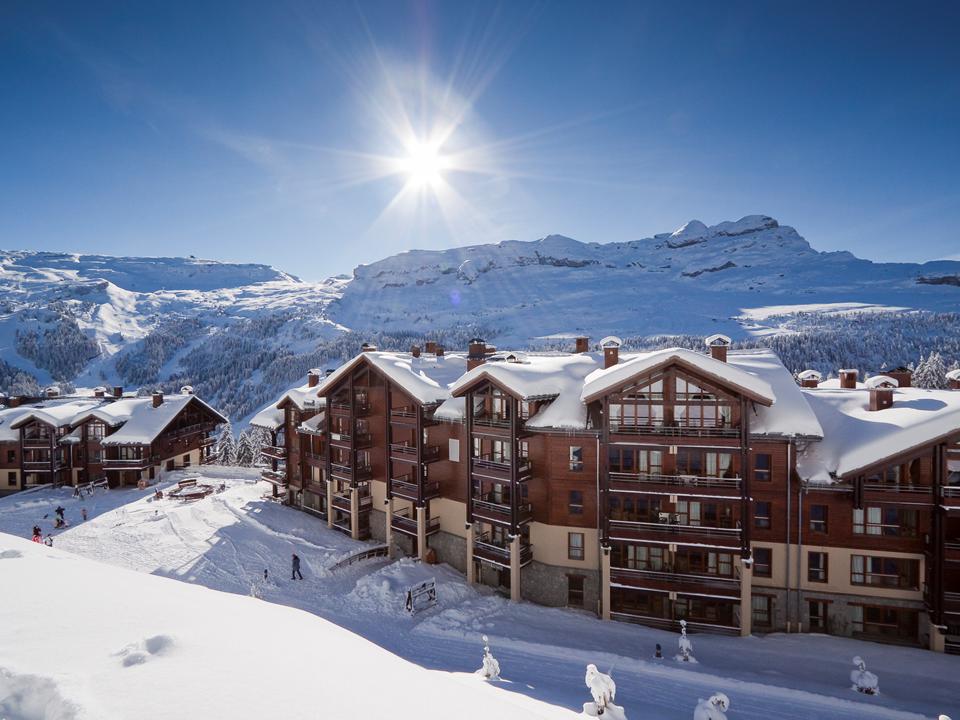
[291,553,303,580]
[32,525,41,538]
[31,531,42,543]
[81,507,88,522]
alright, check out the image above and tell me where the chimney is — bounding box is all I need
[868,387,894,411]
[180,385,194,395]
[361,342,377,353]
[705,334,731,363]
[411,344,421,358]
[9,396,22,408]
[152,392,164,408]
[839,369,858,389]
[113,386,123,398]
[435,345,444,357]
[948,369,960,390]
[887,366,913,388]
[467,338,487,371]
[425,341,437,354]
[94,387,106,398]
[600,336,622,369]
[797,370,822,388]
[307,369,321,388]
[575,336,589,353]
[45,386,60,398]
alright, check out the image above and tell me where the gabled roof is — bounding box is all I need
[275,382,325,412]
[798,386,960,480]
[249,402,285,431]
[317,351,467,406]
[580,347,775,406]
[100,395,226,446]
[9,400,103,430]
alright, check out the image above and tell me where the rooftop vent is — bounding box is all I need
[307,369,322,388]
[839,369,858,389]
[112,386,123,398]
[865,375,899,389]
[704,334,732,363]
[435,345,445,357]
[868,387,894,411]
[886,365,913,388]
[93,386,107,398]
[361,343,377,353]
[411,344,421,358]
[425,341,437,354]
[600,336,622,369]
[45,386,60,398]
[797,369,822,388]
[152,392,164,408]
[180,385,194,395]
[575,336,589,353]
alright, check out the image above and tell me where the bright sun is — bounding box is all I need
[400,140,448,188]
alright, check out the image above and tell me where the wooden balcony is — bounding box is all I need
[470,456,533,482]
[166,421,217,441]
[21,437,53,448]
[609,567,740,600]
[945,542,960,564]
[103,456,158,470]
[330,492,373,513]
[609,472,741,497]
[303,452,324,468]
[473,535,533,568]
[330,462,372,482]
[390,510,441,537]
[329,401,372,418]
[944,592,960,617]
[261,445,286,461]
[941,486,960,506]
[389,442,441,464]
[329,432,373,450]
[609,423,740,439]
[199,435,217,448]
[390,475,440,502]
[390,406,440,426]
[261,469,287,486]
[608,519,742,549]
[863,483,933,503]
[471,497,532,527]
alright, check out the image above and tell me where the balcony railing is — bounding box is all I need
[261,445,286,460]
[473,534,533,567]
[166,421,216,441]
[863,482,932,496]
[390,475,440,501]
[103,456,158,469]
[303,451,324,467]
[608,518,742,547]
[471,455,533,480]
[330,463,372,482]
[330,401,372,417]
[609,472,741,491]
[331,492,373,513]
[261,469,287,485]
[390,442,440,462]
[942,486,960,500]
[609,567,740,597]
[609,423,740,439]
[471,497,533,525]
[391,511,441,537]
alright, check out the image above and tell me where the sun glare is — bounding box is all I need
[400,139,448,188]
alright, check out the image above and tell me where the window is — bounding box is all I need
[608,447,662,475]
[808,552,828,582]
[568,490,584,515]
[677,450,734,478]
[567,575,585,607]
[7,472,15,486]
[611,543,664,571]
[754,501,771,529]
[118,446,141,460]
[448,438,460,462]
[568,532,585,561]
[88,422,105,439]
[851,605,919,640]
[569,446,583,472]
[809,505,828,533]
[754,453,772,482]
[753,547,772,577]
[675,550,734,577]
[853,507,918,537]
[808,600,828,632]
[6,450,14,463]
[851,556,919,590]
[751,595,772,627]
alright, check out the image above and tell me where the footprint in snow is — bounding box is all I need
[116,635,175,667]
[0,549,23,559]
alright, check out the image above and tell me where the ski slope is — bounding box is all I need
[1,469,957,720]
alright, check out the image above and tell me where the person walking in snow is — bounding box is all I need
[263,568,269,582]
[291,553,303,580]
[81,507,88,522]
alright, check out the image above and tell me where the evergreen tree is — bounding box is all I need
[248,426,273,467]
[235,430,255,467]
[915,351,949,389]
[217,421,237,466]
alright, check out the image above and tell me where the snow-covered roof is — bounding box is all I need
[249,402,284,431]
[0,405,46,442]
[947,368,960,382]
[581,347,775,405]
[9,400,103,430]
[798,386,960,480]
[70,400,142,428]
[817,377,866,390]
[317,351,468,406]
[704,333,731,347]
[100,395,226,446]
[275,381,325,412]
[450,353,603,430]
[797,369,822,381]
[727,351,822,438]
[297,412,326,434]
[865,375,898,389]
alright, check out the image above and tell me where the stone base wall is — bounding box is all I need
[522,561,600,614]
[369,508,386,543]
[429,530,467,573]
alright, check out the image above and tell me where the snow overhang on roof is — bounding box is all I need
[316,351,466,406]
[580,347,775,406]
[100,395,226,446]
[797,369,822,381]
[865,375,898,389]
[10,401,103,430]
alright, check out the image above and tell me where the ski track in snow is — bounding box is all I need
[0,470,955,720]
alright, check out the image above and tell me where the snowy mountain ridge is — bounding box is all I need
[1,214,958,422]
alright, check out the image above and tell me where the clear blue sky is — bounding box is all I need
[1,1,958,280]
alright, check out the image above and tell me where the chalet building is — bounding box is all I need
[258,338,960,652]
[0,388,224,495]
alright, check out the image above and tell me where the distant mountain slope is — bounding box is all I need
[332,215,960,342]
[1,215,957,422]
